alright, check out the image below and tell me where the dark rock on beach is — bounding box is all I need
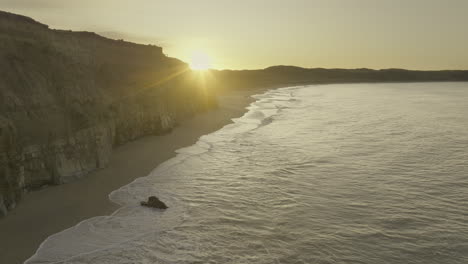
[140,196,168,209]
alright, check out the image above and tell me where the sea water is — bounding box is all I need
[26,83,468,264]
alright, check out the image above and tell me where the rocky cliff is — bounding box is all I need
[0,11,216,216]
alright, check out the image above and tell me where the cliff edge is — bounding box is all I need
[0,11,215,216]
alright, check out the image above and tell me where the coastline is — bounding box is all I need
[0,89,263,264]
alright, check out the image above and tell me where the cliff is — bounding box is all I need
[0,11,216,216]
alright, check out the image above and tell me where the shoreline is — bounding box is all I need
[0,89,263,264]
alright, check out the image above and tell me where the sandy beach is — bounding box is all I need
[0,89,261,264]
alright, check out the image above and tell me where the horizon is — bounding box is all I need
[1,0,468,71]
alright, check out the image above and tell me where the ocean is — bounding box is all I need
[26,82,468,264]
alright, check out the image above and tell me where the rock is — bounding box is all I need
[140,196,168,209]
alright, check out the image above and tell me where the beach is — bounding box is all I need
[0,89,260,264]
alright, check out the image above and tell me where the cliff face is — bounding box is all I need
[0,11,216,216]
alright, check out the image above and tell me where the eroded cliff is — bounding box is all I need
[0,11,216,216]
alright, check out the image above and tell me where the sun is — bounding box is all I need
[189,51,212,70]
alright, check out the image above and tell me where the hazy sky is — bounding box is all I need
[1,0,468,70]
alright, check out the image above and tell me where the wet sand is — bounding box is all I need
[0,89,260,264]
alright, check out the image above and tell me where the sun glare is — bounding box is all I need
[190,51,212,70]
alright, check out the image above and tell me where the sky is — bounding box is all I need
[1,0,468,70]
